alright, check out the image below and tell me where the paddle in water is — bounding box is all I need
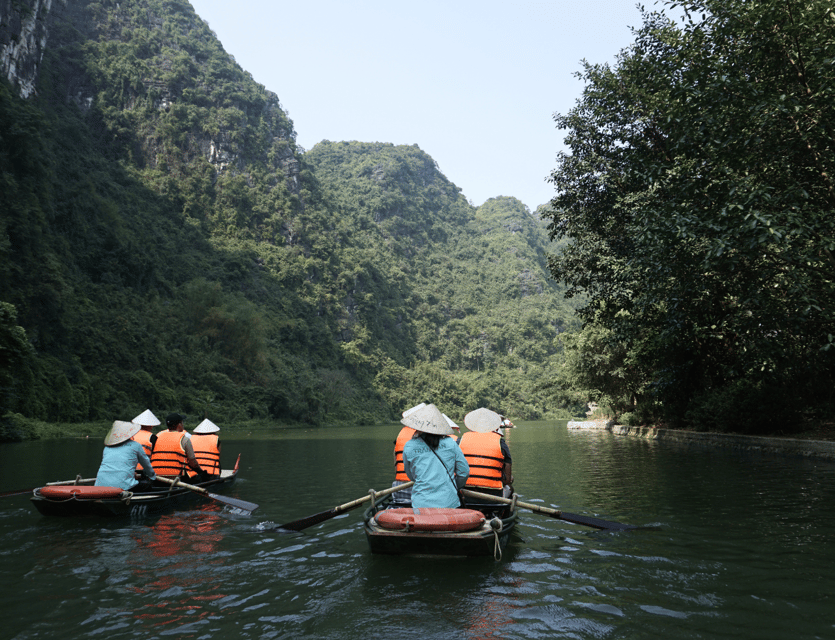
[278,481,415,531]
[155,476,259,514]
[461,488,636,531]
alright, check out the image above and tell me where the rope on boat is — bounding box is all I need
[489,517,503,561]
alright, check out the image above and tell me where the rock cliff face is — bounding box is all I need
[1,0,300,194]
[0,0,59,98]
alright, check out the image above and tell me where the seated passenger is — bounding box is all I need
[401,404,470,509]
[459,407,514,498]
[188,418,221,480]
[151,413,205,480]
[392,403,427,503]
[131,408,160,472]
[443,412,462,441]
[95,420,156,491]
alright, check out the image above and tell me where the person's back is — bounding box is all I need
[188,419,222,479]
[152,429,187,477]
[96,421,156,490]
[403,434,469,508]
[400,404,469,509]
[461,407,513,497]
[132,428,154,471]
[458,431,504,490]
[393,426,415,483]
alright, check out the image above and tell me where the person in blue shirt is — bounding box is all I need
[95,420,156,491]
[402,403,469,509]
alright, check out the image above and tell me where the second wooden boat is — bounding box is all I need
[30,458,243,518]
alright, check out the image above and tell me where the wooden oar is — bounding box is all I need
[155,476,259,513]
[279,481,415,531]
[1,477,96,498]
[461,489,636,531]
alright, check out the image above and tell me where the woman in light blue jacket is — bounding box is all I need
[95,420,156,490]
[402,404,469,508]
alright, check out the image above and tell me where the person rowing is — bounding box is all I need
[401,403,470,508]
[459,407,514,498]
[188,418,222,479]
[131,408,160,472]
[151,413,206,480]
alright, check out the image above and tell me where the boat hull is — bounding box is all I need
[363,495,517,557]
[30,470,237,518]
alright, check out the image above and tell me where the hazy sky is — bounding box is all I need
[188,0,648,211]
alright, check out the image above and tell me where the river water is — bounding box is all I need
[1,421,833,639]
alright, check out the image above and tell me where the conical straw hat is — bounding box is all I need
[464,407,503,433]
[402,403,426,418]
[442,413,461,431]
[194,418,220,434]
[104,420,141,446]
[132,409,161,426]
[401,403,452,435]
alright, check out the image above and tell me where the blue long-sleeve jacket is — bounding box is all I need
[95,440,156,490]
[403,435,469,508]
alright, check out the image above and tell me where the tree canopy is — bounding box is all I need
[543,0,835,431]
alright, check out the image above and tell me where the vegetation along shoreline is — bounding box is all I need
[568,421,835,462]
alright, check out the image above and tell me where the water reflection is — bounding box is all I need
[2,423,835,639]
[126,506,231,633]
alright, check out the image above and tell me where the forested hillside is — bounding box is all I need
[0,0,577,439]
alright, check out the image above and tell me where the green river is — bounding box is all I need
[1,420,833,639]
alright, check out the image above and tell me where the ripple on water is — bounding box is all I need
[3,427,835,639]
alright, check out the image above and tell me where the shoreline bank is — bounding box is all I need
[567,420,835,462]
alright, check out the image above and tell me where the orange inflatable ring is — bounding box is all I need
[38,486,124,500]
[375,508,485,532]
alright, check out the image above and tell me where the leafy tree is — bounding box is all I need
[544,0,835,430]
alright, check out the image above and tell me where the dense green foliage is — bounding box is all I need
[543,0,835,432]
[0,0,578,439]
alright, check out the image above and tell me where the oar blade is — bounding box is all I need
[558,510,635,531]
[208,492,259,514]
[278,508,337,532]
[1,488,34,498]
[276,482,414,532]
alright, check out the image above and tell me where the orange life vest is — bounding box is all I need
[458,431,504,489]
[188,434,220,478]
[132,429,153,471]
[151,430,187,477]
[393,427,416,482]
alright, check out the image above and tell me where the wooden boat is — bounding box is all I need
[363,491,518,559]
[30,461,240,518]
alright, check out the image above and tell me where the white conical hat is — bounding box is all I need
[131,409,160,426]
[194,418,220,434]
[464,407,503,433]
[104,420,141,446]
[401,403,453,435]
[442,413,461,431]
[402,403,426,418]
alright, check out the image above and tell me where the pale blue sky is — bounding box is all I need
[188,0,649,211]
